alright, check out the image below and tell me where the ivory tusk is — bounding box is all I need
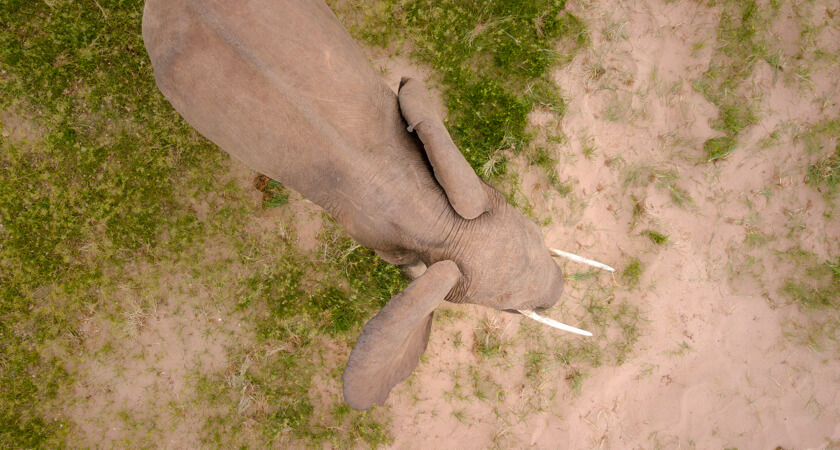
[549,248,615,272]
[518,309,593,337]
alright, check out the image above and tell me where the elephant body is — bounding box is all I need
[143,0,430,248]
[143,0,565,409]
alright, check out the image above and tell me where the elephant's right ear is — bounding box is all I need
[398,77,490,220]
[342,260,461,410]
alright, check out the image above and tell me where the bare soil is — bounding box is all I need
[380,0,840,447]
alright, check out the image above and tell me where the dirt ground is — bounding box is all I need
[374,0,840,447]
[51,0,840,447]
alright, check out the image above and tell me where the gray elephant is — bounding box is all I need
[142,0,607,410]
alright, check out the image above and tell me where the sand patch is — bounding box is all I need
[63,262,248,447]
[381,0,840,447]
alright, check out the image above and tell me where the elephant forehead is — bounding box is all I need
[442,213,551,301]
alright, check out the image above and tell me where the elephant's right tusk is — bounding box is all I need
[549,248,615,272]
[518,309,593,337]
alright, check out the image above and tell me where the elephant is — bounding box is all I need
[142,0,609,410]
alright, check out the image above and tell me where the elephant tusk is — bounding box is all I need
[549,248,615,272]
[518,309,593,337]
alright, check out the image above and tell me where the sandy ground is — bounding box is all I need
[375,0,840,448]
[54,0,840,447]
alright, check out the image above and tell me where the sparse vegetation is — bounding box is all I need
[782,255,840,310]
[644,230,669,245]
[254,175,291,207]
[2,0,838,446]
[622,258,644,287]
[798,118,840,156]
[0,0,402,445]
[0,0,223,444]
[525,349,547,381]
[693,0,768,160]
[780,252,840,352]
[704,136,737,161]
[806,144,840,195]
[623,163,692,207]
[332,0,588,177]
[474,318,507,357]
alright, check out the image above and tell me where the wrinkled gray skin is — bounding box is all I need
[143,0,564,410]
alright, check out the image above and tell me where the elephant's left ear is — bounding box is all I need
[398,77,490,220]
[342,260,461,410]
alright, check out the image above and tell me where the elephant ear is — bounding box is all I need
[398,77,490,220]
[342,260,461,410]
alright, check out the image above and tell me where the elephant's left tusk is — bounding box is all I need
[518,309,593,337]
[549,248,615,272]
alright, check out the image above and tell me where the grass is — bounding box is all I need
[622,258,644,287]
[693,0,769,161]
[209,218,406,444]
[806,144,840,195]
[524,350,547,381]
[798,117,840,153]
[695,1,838,162]
[331,0,588,178]
[474,318,507,358]
[469,366,502,402]
[623,163,692,207]
[253,174,291,208]
[779,251,840,352]
[153,220,402,446]
[704,136,737,162]
[580,132,597,160]
[666,341,693,358]
[796,116,840,202]
[0,0,226,445]
[527,145,574,196]
[0,0,402,445]
[782,256,840,310]
[644,230,669,245]
[506,263,644,399]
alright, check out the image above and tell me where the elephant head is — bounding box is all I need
[340,77,612,409]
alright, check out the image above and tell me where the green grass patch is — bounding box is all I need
[806,144,840,195]
[332,0,587,178]
[798,117,840,155]
[643,230,669,245]
[797,117,839,199]
[0,0,227,445]
[622,258,644,287]
[474,318,506,357]
[704,136,737,161]
[0,0,404,446]
[243,217,408,341]
[253,174,291,208]
[527,146,573,195]
[524,350,546,381]
[222,218,406,444]
[779,253,840,353]
[782,256,840,309]
[568,271,599,281]
[694,0,769,160]
[549,270,644,378]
